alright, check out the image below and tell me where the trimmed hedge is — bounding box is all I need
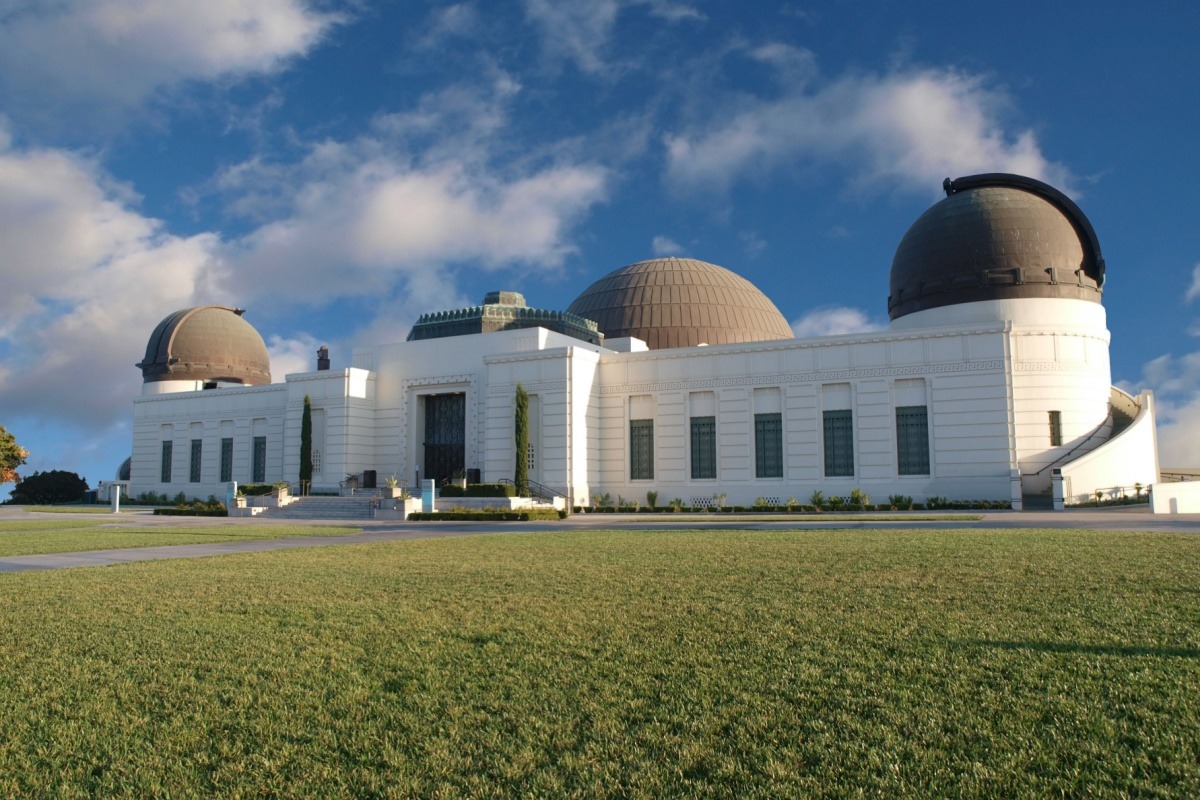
[154,506,229,517]
[408,508,564,521]
[237,483,278,497]
[438,483,518,498]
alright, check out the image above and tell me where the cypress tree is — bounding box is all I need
[514,384,529,495]
[299,394,313,492]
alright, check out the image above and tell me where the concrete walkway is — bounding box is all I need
[2,504,1198,574]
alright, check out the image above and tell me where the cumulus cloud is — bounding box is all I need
[651,235,684,255]
[0,134,223,426]
[1135,269,1200,467]
[0,0,339,122]
[216,79,610,304]
[665,56,1068,193]
[791,306,885,339]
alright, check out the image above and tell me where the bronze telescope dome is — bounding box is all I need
[566,257,795,350]
[888,174,1105,321]
[137,306,272,385]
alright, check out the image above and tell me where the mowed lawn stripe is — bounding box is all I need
[0,528,1197,798]
[0,521,360,557]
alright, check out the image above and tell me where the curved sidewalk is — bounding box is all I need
[2,505,1198,574]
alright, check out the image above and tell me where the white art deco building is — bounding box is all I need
[128,174,1160,508]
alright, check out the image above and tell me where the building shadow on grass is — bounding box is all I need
[955,640,1200,659]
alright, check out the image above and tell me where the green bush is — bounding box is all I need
[408,508,563,521]
[238,483,277,497]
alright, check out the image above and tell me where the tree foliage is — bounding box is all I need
[9,470,88,504]
[514,384,529,494]
[300,394,313,488]
[1,425,29,484]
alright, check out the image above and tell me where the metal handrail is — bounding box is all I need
[497,477,565,501]
[1034,407,1114,476]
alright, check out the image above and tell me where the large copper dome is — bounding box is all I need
[137,306,272,385]
[566,257,794,350]
[888,174,1105,321]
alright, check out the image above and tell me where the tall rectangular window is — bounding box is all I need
[220,438,233,482]
[189,439,202,483]
[896,406,930,475]
[160,441,173,483]
[754,412,783,478]
[690,416,716,479]
[252,436,267,483]
[630,419,654,480]
[1049,410,1063,446]
[823,410,854,477]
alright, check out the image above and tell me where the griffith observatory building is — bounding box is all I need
[127,174,1161,509]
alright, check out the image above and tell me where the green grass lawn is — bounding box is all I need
[1,528,1197,798]
[0,520,359,557]
[23,505,140,514]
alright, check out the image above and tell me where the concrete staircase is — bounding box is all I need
[262,495,377,520]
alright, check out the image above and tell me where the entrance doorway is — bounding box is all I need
[423,393,465,484]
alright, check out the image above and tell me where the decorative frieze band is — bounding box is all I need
[488,382,568,395]
[601,360,1004,395]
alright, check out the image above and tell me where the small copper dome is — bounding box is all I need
[566,257,795,350]
[888,174,1105,321]
[137,306,271,385]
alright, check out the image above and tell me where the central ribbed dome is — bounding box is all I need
[566,257,794,350]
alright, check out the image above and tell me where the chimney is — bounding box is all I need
[317,346,330,371]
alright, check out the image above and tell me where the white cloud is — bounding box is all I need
[522,0,702,74]
[665,60,1068,193]
[652,235,684,255]
[791,306,885,339]
[0,135,223,425]
[1187,263,1200,302]
[0,0,339,121]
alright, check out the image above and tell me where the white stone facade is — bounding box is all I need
[130,296,1159,509]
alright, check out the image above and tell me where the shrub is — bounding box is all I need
[669,498,684,512]
[441,483,516,498]
[828,496,845,510]
[809,490,825,510]
[926,496,949,510]
[408,508,563,521]
[9,470,89,505]
[646,490,658,509]
[887,494,914,510]
[848,488,870,509]
[238,483,276,497]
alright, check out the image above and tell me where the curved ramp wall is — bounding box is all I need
[1055,390,1159,506]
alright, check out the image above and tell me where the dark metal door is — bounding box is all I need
[424,393,465,484]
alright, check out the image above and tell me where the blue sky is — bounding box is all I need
[2,0,1199,497]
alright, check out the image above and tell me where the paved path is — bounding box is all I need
[2,505,1198,574]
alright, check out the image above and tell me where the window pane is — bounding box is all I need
[220,438,233,483]
[190,439,202,483]
[161,441,173,483]
[690,416,716,479]
[630,419,654,480]
[896,405,930,475]
[754,413,783,478]
[823,410,854,477]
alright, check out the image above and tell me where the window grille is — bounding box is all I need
[252,436,267,483]
[190,439,202,483]
[754,413,783,478]
[1049,410,1063,447]
[823,410,854,477]
[311,448,322,474]
[690,416,716,479]
[527,441,536,471]
[220,438,233,482]
[630,419,654,480]
[895,406,930,475]
[161,441,173,483]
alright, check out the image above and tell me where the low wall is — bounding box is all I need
[1057,390,1159,507]
[1150,481,1200,514]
